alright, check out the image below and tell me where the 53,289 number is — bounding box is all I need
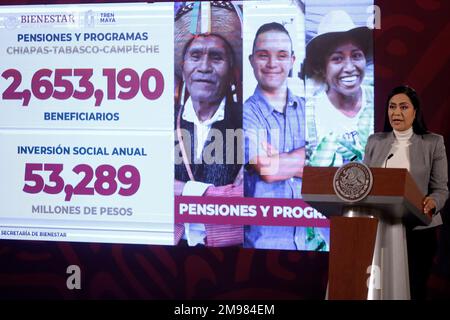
[23,163,140,201]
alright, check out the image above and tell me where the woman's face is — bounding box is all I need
[325,40,366,97]
[388,93,416,131]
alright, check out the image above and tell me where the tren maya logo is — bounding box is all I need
[83,10,117,27]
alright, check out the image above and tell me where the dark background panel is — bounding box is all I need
[372,0,450,298]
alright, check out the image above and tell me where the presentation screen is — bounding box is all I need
[0,0,374,251]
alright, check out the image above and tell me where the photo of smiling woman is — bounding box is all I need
[303,2,374,166]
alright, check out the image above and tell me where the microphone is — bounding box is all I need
[385,153,394,168]
[350,155,358,162]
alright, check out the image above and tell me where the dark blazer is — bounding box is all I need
[363,131,449,228]
[174,100,242,186]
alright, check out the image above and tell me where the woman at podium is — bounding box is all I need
[364,85,449,299]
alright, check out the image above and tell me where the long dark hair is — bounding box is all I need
[383,85,429,134]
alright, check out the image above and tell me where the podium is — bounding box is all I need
[302,166,430,300]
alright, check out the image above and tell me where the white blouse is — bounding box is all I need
[386,127,413,171]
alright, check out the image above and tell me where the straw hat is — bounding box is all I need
[174,1,242,79]
[304,10,373,80]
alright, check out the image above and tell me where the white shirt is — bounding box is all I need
[314,89,365,140]
[385,127,413,170]
[182,97,225,160]
[181,97,226,246]
[312,87,369,165]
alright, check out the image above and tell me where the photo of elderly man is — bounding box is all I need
[173,1,244,247]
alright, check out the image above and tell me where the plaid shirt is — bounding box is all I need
[243,86,308,250]
[244,86,306,199]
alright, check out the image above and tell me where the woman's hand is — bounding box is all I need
[423,196,436,217]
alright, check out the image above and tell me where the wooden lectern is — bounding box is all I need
[302,166,430,300]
